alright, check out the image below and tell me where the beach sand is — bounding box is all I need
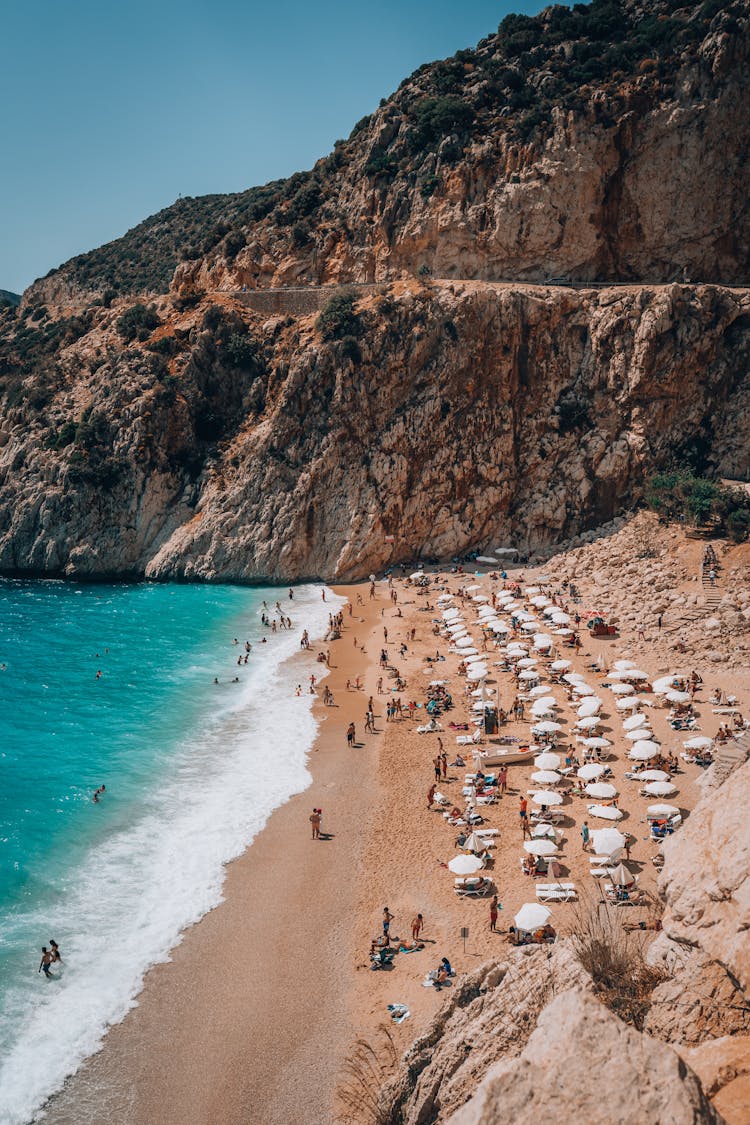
[43,558,747,1125]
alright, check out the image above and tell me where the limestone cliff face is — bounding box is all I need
[0,281,748,580]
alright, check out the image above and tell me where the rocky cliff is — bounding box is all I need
[2,0,750,580]
[0,280,748,580]
[24,0,750,312]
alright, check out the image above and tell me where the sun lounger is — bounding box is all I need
[454,876,492,897]
[590,848,623,867]
[536,883,577,902]
[456,730,483,745]
[417,723,443,733]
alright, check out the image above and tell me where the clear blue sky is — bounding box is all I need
[1,0,556,294]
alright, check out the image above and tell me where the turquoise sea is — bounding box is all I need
[0,578,333,1125]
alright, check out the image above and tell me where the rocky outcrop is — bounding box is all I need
[1,282,748,581]
[448,988,725,1125]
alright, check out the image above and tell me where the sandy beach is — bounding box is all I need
[43,538,750,1125]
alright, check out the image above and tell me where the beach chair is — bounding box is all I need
[456,729,483,746]
[454,876,491,897]
[536,883,577,902]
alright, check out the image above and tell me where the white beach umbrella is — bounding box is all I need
[578,763,606,780]
[609,862,636,888]
[551,612,572,625]
[652,675,677,693]
[533,633,553,646]
[473,595,490,603]
[585,782,618,799]
[448,854,484,875]
[577,698,602,717]
[647,803,680,818]
[576,717,600,730]
[631,739,661,755]
[518,670,539,681]
[636,770,671,782]
[530,595,549,607]
[625,670,649,681]
[644,781,678,797]
[582,736,612,750]
[467,667,488,681]
[550,659,572,671]
[534,752,561,770]
[587,804,623,821]
[520,620,540,632]
[554,627,574,635]
[477,556,499,565]
[613,660,636,670]
[563,673,586,684]
[683,736,714,750]
[624,728,654,741]
[629,745,658,761]
[532,722,563,735]
[524,586,541,596]
[532,822,558,839]
[465,653,486,663]
[514,903,551,931]
[462,832,489,854]
[607,670,631,682]
[460,648,480,657]
[531,770,562,785]
[616,697,642,711]
[573,684,596,697]
[517,657,538,668]
[666,690,691,703]
[623,713,649,730]
[530,790,563,806]
[411,571,425,580]
[465,584,481,592]
[524,838,558,857]
[611,683,635,695]
[591,827,626,853]
[429,680,448,686]
[455,636,474,648]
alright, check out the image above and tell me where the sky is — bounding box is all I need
[1,0,557,294]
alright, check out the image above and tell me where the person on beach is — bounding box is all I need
[310,808,321,839]
[440,752,447,779]
[365,710,374,733]
[289,589,294,600]
[377,676,383,694]
[347,722,356,747]
[489,895,499,932]
[581,821,590,850]
[427,784,436,809]
[433,756,441,782]
[498,767,508,795]
[382,907,394,941]
[49,939,62,963]
[39,948,53,978]
[411,913,424,941]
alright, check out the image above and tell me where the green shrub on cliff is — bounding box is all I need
[317,292,361,341]
[646,471,750,539]
[116,303,160,342]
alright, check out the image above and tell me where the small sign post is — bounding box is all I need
[460,926,469,954]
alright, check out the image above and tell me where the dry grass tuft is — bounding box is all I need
[337,1024,400,1125]
[571,898,667,1029]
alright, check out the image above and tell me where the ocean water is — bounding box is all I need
[0,578,336,1125]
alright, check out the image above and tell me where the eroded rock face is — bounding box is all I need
[448,988,725,1125]
[659,757,750,995]
[1,282,748,581]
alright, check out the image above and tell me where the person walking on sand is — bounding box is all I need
[39,948,53,978]
[347,722,356,747]
[490,895,499,932]
[310,808,321,839]
[411,913,424,941]
[365,709,374,734]
[519,796,529,837]
[427,783,436,809]
[433,756,441,782]
[498,766,508,795]
[581,821,590,851]
[382,907,394,941]
[383,626,388,643]
[440,752,447,779]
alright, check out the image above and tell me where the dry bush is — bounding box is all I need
[337,1024,400,1125]
[571,898,667,1029]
